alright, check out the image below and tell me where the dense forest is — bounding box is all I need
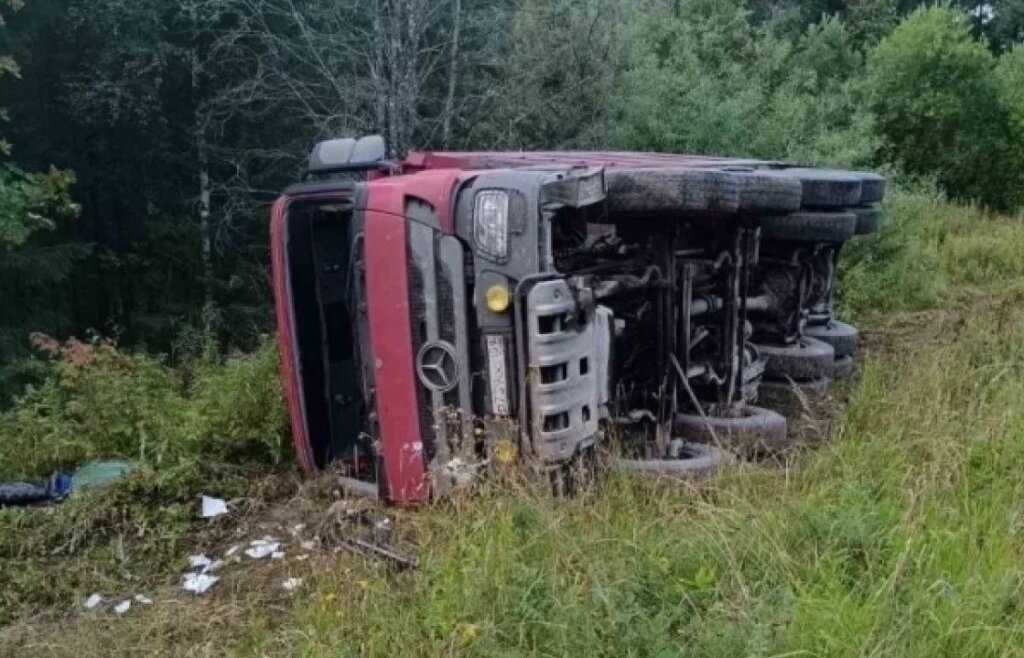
[1,0,1022,399]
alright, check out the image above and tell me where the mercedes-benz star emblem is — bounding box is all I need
[416,341,459,392]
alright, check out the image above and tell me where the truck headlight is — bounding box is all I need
[474,190,509,261]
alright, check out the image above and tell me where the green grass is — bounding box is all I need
[945,220,1024,287]
[229,296,1024,657]
[839,189,1024,319]
[4,192,1024,657]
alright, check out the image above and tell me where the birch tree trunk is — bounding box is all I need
[370,0,389,140]
[190,0,216,349]
[197,129,215,346]
[442,0,462,147]
[385,1,401,155]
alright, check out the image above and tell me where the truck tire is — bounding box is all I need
[606,168,740,214]
[847,205,883,235]
[729,169,803,212]
[757,377,830,417]
[832,355,854,379]
[674,405,788,454]
[756,336,836,381]
[757,211,856,243]
[611,442,733,479]
[854,172,886,204]
[764,168,862,208]
[803,319,858,357]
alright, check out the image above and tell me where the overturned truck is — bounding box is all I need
[271,137,883,502]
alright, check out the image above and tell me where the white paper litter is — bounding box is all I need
[245,539,281,560]
[271,551,286,560]
[83,593,103,610]
[204,559,225,573]
[114,600,131,615]
[200,495,229,518]
[182,573,219,594]
[281,577,303,592]
[188,554,213,570]
[134,594,153,605]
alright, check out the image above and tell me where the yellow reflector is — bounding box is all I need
[493,439,517,464]
[485,284,511,312]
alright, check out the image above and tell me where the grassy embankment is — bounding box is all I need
[2,191,1024,657]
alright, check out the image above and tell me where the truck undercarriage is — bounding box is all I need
[547,210,770,459]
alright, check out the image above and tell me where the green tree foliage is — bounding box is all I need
[866,6,1019,209]
[958,0,1024,50]
[0,0,77,248]
[472,0,628,148]
[614,0,876,165]
[0,165,80,391]
[0,166,75,246]
[0,0,80,398]
[994,45,1024,208]
[763,15,880,165]
[0,0,1020,408]
[990,0,1024,48]
[752,0,900,45]
[996,43,1024,128]
[615,0,788,155]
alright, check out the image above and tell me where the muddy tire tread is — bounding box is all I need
[675,405,789,454]
[757,337,836,381]
[606,168,740,214]
[758,211,857,243]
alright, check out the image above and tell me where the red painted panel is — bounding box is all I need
[269,196,316,473]
[397,169,464,233]
[363,182,428,503]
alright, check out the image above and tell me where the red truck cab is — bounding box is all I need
[272,137,613,501]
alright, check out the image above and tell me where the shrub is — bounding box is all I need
[614,3,876,166]
[0,337,287,479]
[188,344,289,465]
[865,6,1019,210]
[838,190,949,318]
[994,45,1024,210]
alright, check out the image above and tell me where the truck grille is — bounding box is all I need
[406,219,473,472]
[435,261,459,408]
[407,258,439,463]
